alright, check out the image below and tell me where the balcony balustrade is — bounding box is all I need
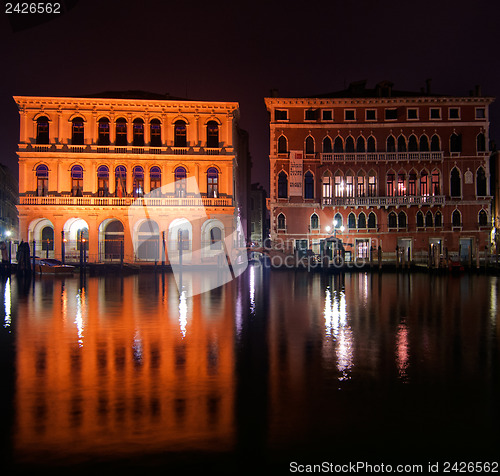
[321,195,445,207]
[320,151,444,163]
[20,195,233,207]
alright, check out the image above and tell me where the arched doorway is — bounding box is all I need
[136,220,160,261]
[28,218,55,258]
[63,218,89,262]
[168,218,192,264]
[100,220,124,261]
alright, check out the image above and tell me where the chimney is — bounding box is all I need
[426,78,432,95]
[270,89,279,98]
[475,85,482,97]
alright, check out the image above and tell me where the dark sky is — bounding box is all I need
[2,0,499,190]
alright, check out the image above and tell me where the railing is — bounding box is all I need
[320,151,444,163]
[18,143,231,155]
[321,195,445,207]
[19,195,233,207]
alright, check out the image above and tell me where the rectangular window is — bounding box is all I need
[430,108,441,119]
[322,110,333,121]
[385,109,398,121]
[344,109,355,121]
[449,107,460,119]
[304,109,318,121]
[408,173,416,195]
[356,239,370,259]
[368,175,376,197]
[365,109,376,121]
[334,176,343,197]
[386,174,395,196]
[345,175,354,197]
[322,176,332,199]
[475,108,486,119]
[357,176,365,197]
[397,174,406,196]
[275,109,288,121]
[407,108,418,120]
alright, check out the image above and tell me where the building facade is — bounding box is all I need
[265,81,494,264]
[249,183,268,246]
[0,163,18,239]
[15,92,246,265]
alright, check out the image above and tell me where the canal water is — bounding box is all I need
[0,267,498,475]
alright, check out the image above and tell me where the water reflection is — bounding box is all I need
[3,271,499,470]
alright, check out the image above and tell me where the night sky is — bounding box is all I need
[1,0,499,191]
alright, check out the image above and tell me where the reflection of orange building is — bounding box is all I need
[14,273,236,461]
[14,93,248,263]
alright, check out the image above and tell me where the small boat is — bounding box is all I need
[35,258,75,275]
[448,257,465,273]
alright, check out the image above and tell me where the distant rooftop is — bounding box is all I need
[79,90,188,101]
[269,80,485,99]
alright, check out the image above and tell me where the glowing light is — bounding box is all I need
[324,286,353,381]
[325,225,331,232]
[75,289,85,347]
[396,321,410,382]
[249,265,256,314]
[133,330,143,363]
[3,278,11,328]
[179,290,187,337]
[5,231,11,237]
[340,225,345,232]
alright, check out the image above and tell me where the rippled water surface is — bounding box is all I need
[1,268,498,474]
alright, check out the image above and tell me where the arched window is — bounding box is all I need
[386,171,395,197]
[397,172,406,196]
[334,171,343,197]
[322,173,332,201]
[368,170,377,197]
[416,211,424,228]
[98,118,110,146]
[420,170,428,196]
[150,119,162,147]
[431,169,440,195]
[71,165,83,197]
[358,212,366,229]
[356,136,366,153]
[334,136,344,153]
[36,164,49,196]
[323,136,332,153]
[388,212,397,228]
[477,133,486,153]
[479,209,488,227]
[71,117,84,145]
[408,170,417,195]
[367,212,376,229]
[210,227,223,250]
[367,136,376,153]
[174,120,187,147]
[398,211,407,228]
[345,171,354,197]
[425,211,433,227]
[357,170,365,197]
[450,167,461,197]
[397,135,407,152]
[450,133,462,153]
[419,135,430,152]
[348,212,356,229]
[334,212,343,229]
[133,165,144,197]
[97,165,109,197]
[133,118,144,146]
[278,171,288,198]
[310,213,319,230]
[207,167,219,198]
[277,213,286,230]
[476,167,487,196]
[435,211,442,227]
[277,135,287,154]
[36,116,50,144]
[452,209,461,227]
[115,118,128,146]
[115,165,127,197]
[41,226,54,253]
[150,166,161,195]
[408,134,418,152]
[174,166,187,197]
[386,135,396,152]
[430,134,440,151]
[207,121,219,148]
[305,136,315,155]
[345,136,355,153]
[304,171,314,199]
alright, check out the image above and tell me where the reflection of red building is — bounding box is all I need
[265,82,494,263]
[14,274,236,461]
[14,93,248,264]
